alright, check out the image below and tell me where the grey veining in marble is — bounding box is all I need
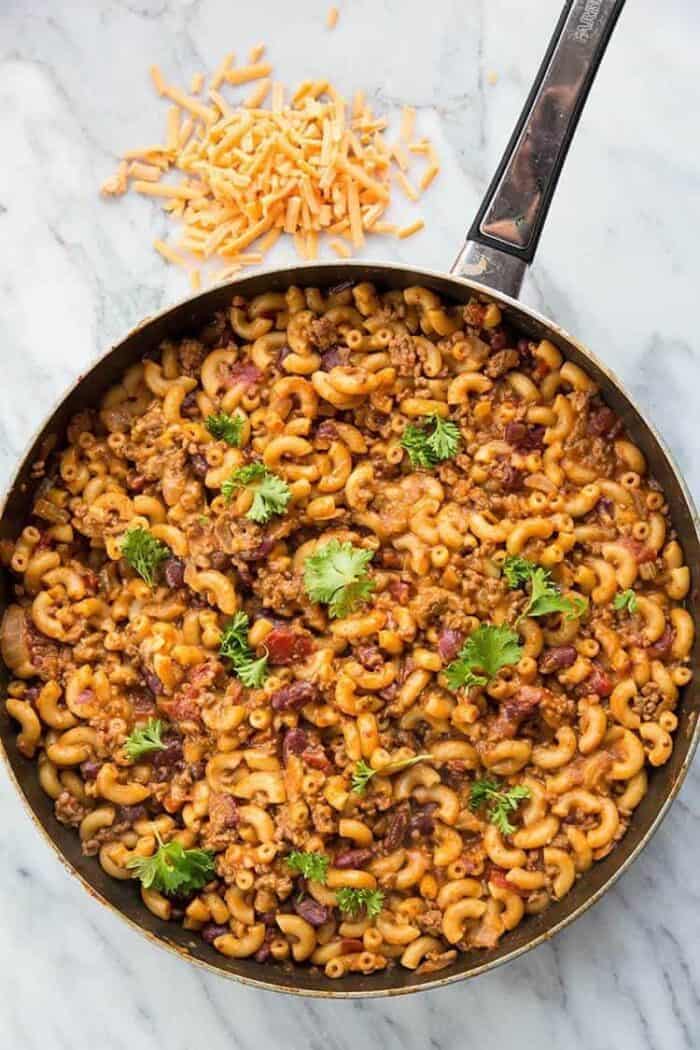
[1,1,698,1047]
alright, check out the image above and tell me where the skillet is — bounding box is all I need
[1,0,698,997]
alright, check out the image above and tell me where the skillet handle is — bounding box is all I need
[451,0,626,298]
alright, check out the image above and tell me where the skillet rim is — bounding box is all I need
[1,259,698,998]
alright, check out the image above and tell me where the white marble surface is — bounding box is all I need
[1,0,699,1046]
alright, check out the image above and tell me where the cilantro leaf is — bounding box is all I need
[205,412,245,447]
[502,554,532,589]
[286,851,330,883]
[445,625,523,692]
[221,462,291,524]
[350,753,432,795]
[336,887,384,919]
[127,839,215,895]
[401,414,460,469]
[303,540,375,619]
[219,611,268,687]
[234,653,269,688]
[613,589,638,614]
[470,777,531,836]
[121,527,170,587]
[502,555,588,622]
[124,718,168,761]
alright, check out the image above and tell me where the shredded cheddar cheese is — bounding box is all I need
[101,49,440,283]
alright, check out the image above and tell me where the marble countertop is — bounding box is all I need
[1,0,698,1046]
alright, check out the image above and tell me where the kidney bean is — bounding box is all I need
[209,551,230,572]
[189,453,209,478]
[152,737,184,780]
[320,346,349,370]
[334,848,373,869]
[504,421,527,446]
[201,923,229,945]
[501,464,523,492]
[409,803,438,837]
[384,806,410,851]
[80,760,101,781]
[645,624,674,659]
[181,392,199,418]
[504,421,546,451]
[163,558,185,588]
[539,645,577,674]
[282,727,308,763]
[117,804,148,824]
[584,664,612,697]
[294,898,330,926]
[270,680,319,711]
[490,685,545,740]
[143,668,163,696]
[437,628,463,663]
[254,943,272,963]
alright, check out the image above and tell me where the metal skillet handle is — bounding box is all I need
[451,0,626,298]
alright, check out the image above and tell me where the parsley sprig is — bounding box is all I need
[336,887,384,919]
[401,414,461,469]
[286,851,329,883]
[351,754,433,795]
[613,589,638,614]
[304,540,375,619]
[124,718,168,761]
[121,527,170,588]
[470,778,531,836]
[445,624,523,692]
[127,835,216,895]
[503,555,588,623]
[205,412,245,447]
[219,611,268,687]
[221,462,291,524]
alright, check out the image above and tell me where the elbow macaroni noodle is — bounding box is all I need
[1,283,692,978]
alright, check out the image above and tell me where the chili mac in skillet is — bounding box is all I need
[1,280,692,979]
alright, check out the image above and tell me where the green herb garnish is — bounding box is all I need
[121,527,170,587]
[286,851,330,883]
[350,753,433,796]
[445,624,523,692]
[336,887,385,919]
[221,462,291,524]
[127,838,215,895]
[123,718,168,761]
[303,539,375,619]
[613,589,638,614]
[503,555,588,622]
[219,610,268,687]
[401,414,461,469]
[205,412,245,447]
[470,778,531,836]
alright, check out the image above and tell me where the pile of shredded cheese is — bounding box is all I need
[101,45,440,289]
